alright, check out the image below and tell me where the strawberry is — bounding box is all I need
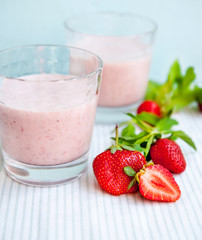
[93,125,146,195]
[150,138,186,174]
[137,100,161,117]
[198,102,202,112]
[137,164,181,202]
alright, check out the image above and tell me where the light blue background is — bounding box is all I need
[0,0,202,83]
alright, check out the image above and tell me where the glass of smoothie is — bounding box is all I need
[0,45,103,186]
[64,12,157,123]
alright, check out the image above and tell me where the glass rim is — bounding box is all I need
[0,44,103,82]
[64,11,158,38]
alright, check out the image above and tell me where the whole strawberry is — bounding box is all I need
[124,163,181,202]
[198,102,202,112]
[93,126,146,195]
[150,138,186,173]
[137,100,161,117]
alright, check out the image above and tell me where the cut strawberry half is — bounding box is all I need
[138,165,181,202]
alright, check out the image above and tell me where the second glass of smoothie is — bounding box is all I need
[65,12,157,123]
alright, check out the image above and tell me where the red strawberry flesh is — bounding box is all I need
[93,149,146,196]
[139,165,181,202]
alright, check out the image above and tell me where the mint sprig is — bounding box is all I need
[145,60,201,116]
[109,125,145,154]
[119,112,197,157]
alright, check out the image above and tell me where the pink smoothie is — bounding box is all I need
[73,36,152,107]
[0,74,98,165]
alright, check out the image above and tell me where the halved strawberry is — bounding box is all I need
[138,165,181,202]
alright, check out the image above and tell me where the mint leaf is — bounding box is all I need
[182,67,196,89]
[137,112,160,125]
[145,80,161,101]
[121,144,146,153]
[135,131,148,140]
[145,135,154,156]
[135,133,152,145]
[156,118,178,132]
[121,124,135,137]
[171,130,197,150]
[167,60,181,84]
[169,91,196,112]
[118,136,137,142]
[134,115,154,132]
[119,131,148,143]
[124,166,136,177]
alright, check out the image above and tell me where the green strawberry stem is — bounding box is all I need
[115,124,119,147]
[110,124,147,154]
[110,125,123,154]
[124,161,154,189]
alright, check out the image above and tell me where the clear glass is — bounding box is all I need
[64,11,157,123]
[0,45,103,186]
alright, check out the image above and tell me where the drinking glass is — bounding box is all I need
[65,12,157,123]
[0,45,103,186]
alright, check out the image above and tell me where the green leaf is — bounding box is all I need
[127,178,137,190]
[135,133,152,145]
[121,144,146,153]
[145,135,155,156]
[126,113,152,132]
[121,124,136,137]
[134,115,154,132]
[124,166,136,177]
[119,131,148,143]
[118,136,136,142]
[168,91,196,112]
[167,60,181,84]
[169,135,178,141]
[156,117,178,132]
[110,146,122,154]
[137,112,161,125]
[182,67,196,90]
[134,131,148,140]
[145,80,161,101]
[171,130,197,150]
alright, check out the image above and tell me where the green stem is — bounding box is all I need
[115,124,119,146]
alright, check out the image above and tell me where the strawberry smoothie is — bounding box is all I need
[99,55,151,106]
[70,36,152,107]
[0,74,98,166]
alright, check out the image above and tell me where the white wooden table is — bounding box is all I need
[0,110,201,240]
